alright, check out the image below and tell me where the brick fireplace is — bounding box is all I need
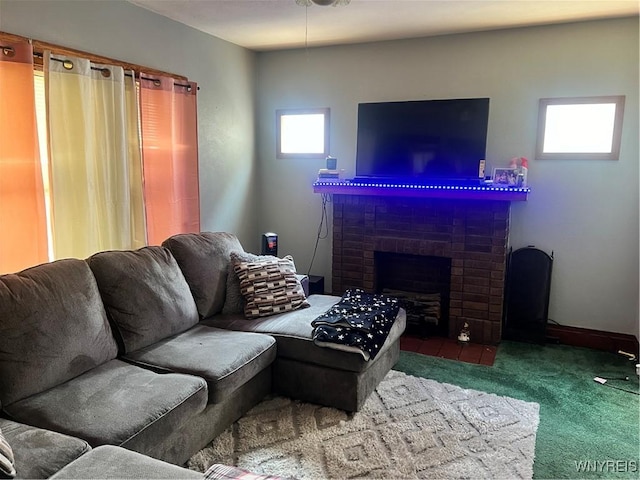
[329,193,512,344]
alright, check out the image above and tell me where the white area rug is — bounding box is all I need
[188,370,539,479]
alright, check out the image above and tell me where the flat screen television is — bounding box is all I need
[354,98,490,184]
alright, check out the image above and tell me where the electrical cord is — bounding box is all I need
[594,374,640,395]
[307,193,331,276]
[601,383,639,395]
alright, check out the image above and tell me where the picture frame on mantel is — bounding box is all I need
[493,167,519,186]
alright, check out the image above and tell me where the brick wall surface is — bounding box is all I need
[331,194,510,344]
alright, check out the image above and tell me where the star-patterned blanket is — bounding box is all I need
[311,288,400,361]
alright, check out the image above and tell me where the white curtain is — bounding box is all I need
[45,53,146,259]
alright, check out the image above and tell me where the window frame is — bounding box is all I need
[276,107,330,159]
[535,95,625,160]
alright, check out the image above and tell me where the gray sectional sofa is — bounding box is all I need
[0,232,406,479]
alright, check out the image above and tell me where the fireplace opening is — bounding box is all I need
[374,252,451,337]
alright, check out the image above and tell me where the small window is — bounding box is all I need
[536,96,625,160]
[276,108,329,159]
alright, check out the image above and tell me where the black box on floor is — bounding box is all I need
[308,275,324,295]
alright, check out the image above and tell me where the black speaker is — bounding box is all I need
[503,246,553,344]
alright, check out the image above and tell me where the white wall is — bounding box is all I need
[0,0,260,249]
[256,18,639,336]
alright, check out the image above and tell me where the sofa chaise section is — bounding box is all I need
[204,295,406,412]
[0,259,208,463]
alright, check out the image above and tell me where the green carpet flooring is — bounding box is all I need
[394,341,640,479]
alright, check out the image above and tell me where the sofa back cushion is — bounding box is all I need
[87,247,200,353]
[162,232,244,318]
[0,259,118,406]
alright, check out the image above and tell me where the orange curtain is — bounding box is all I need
[0,41,48,273]
[139,75,200,245]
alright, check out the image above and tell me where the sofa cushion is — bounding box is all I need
[231,253,309,319]
[122,325,276,403]
[0,424,15,478]
[0,259,118,406]
[0,419,90,480]
[162,232,245,318]
[203,295,406,373]
[87,247,199,353]
[50,445,202,479]
[3,359,207,454]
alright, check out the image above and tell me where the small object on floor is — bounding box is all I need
[593,375,640,395]
[458,322,470,344]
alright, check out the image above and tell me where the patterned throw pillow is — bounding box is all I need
[231,253,309,319]
[222,252,287,315]
[0,427,16,478]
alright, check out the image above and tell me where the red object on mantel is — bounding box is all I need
[313,181,529,202]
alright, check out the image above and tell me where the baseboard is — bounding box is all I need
[546,324,639,357]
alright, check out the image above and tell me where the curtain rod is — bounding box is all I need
[1,31,194,85]
[2,48,198,91]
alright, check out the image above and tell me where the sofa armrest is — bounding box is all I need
[296,274,309,297]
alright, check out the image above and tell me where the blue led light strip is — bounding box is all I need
[313,181,530,193]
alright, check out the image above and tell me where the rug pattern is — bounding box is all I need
[188,370,539,479]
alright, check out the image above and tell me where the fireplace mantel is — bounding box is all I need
[313,181,529,202]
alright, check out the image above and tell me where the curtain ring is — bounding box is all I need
[100,68,111,78]
[153,79,161,87]
[2,46,15,58]
[186,85,192,92]
[62,59,74,70]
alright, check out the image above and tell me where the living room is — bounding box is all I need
[3,0,636,344]
[2,0,637,343]
[0,1,638,479]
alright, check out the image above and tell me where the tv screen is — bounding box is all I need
[355,98,490,184]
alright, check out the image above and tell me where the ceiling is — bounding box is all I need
[127,0,639,52]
